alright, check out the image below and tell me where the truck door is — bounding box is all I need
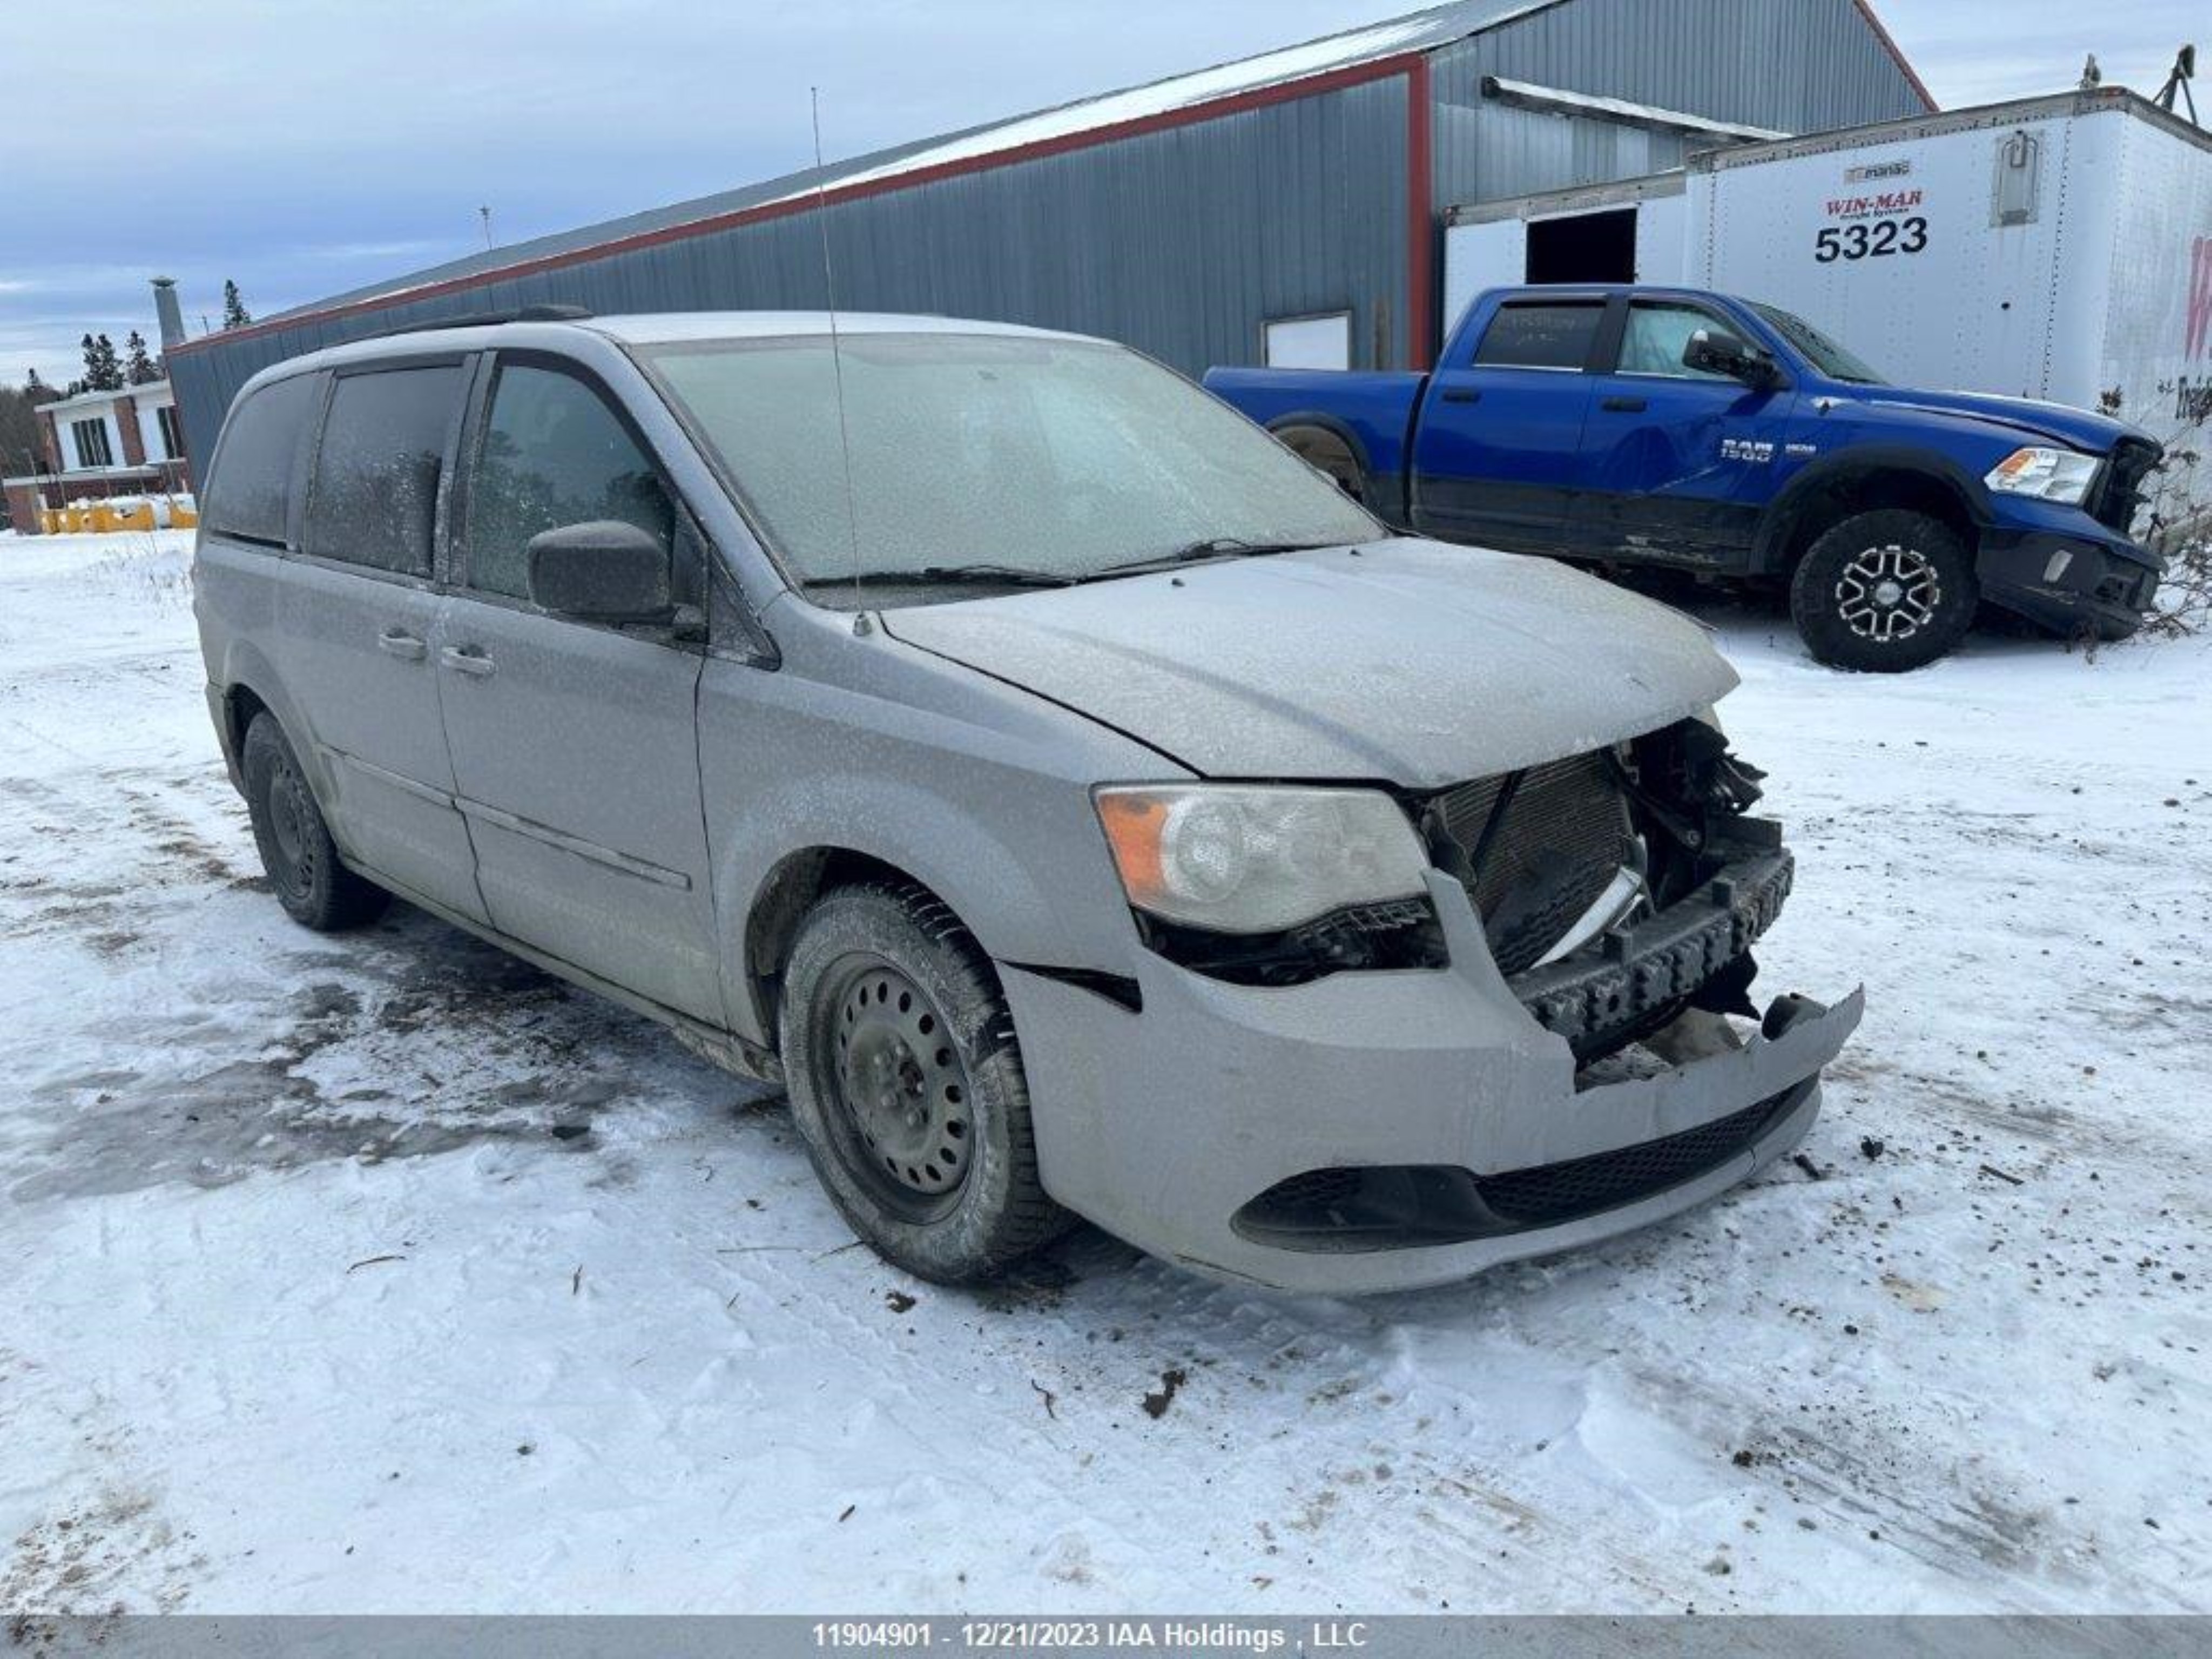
[1569,298,1795,570]
[1409,295,1603,555]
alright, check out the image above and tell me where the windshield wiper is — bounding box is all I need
[806,563,1081,590]
[1087,536,1334,581]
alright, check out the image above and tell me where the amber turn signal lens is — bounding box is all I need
[1096,790,1169,902]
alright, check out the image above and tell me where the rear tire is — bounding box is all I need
[1789,509,1978,672]
[1274,424,1366,503]
[241,713,390,931]
[780,882,1070,1284]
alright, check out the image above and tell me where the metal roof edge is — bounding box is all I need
[172,2,1568,358]
[1683,85,2211,175]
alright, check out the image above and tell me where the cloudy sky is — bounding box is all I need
[1,1,2187,388]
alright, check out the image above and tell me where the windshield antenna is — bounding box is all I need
[810,86,868,627]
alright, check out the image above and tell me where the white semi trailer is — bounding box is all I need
[1442,87,2212,534]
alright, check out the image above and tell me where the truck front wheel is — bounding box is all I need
[1789,509,1978,672]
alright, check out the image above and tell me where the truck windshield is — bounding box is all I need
[641,333,1381,602]
[1750,303,1887,386]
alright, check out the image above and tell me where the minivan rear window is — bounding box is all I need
[1473,304,1603,370]
[304,366,463,576]
[206,373,321,546]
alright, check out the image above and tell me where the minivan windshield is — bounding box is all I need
[1750,302,1887,386]
[642,333,1380,603]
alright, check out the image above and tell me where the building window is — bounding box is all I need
[71,418,114,469]
[156,405,185,461]
[1263,312,1352,371]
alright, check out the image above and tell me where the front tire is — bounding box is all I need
[780,883,1069,1284]
[241,713,390,931]
[1790,509,1978,672]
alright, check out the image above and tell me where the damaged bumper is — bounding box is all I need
[1006,864,1860,1296]
[1978,516,2164,640]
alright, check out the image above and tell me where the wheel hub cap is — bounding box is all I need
[1836,544,1940,642]
[831,963,971,1201]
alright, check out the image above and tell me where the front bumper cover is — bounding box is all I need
[1006,865,1861,1295]
[1978,523,2163,639]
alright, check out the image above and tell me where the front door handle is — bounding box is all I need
[439,645,496,678]
[1440,388,1482,404]
[377,629,427,661]
[1601,396,1648,413]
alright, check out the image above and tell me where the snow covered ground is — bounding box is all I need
[1,530,2206,1615]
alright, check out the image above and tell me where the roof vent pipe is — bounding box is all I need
[151,278,186,348]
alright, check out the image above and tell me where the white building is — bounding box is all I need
[3,380,192,533]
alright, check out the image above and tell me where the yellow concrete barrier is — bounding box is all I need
[108,501,157,532]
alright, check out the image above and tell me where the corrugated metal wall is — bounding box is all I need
[1427,0,1928,209]
[171,0,1930,465]
[172,77,1411,467]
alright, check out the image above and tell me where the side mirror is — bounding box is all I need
[1684,327,1776,387]
[527,521,672,624]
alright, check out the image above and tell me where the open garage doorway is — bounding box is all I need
[1526,207,1636,283]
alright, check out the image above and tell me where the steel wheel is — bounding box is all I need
[240,712,389,931]
[815,953,975,1220]
[1835,543,1940,642]
[263,757,321,905]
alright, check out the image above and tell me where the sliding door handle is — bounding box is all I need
[1440,388,1482,404]
[1600,396,1648,413]
[439,645,496,678]
[377,629,427,661]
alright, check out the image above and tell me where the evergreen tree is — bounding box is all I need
[125,330,162,385]
[80,333,125,392]
[25,367,57,404]
[221,280,252,329]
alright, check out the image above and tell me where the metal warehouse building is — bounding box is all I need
[166,0,1931,462]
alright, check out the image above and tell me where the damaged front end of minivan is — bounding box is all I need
[1001,709,1860,1295]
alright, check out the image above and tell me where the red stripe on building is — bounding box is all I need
[1851,0,1938,112]
[1404,57,1434,370]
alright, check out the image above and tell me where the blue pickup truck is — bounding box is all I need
[1205,286,2165,671]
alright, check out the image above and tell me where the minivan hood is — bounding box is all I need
[1849,385,2146,453]
[880,539,1737,788]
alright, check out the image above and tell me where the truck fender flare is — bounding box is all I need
[1751,446,1996,576]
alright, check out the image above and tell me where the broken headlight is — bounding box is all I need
[1094,784,1431,934]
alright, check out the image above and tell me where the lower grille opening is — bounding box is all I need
[1231,1080,1810,1255]
[1472,1091,1792,1229]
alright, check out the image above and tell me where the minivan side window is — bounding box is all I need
[303,365,464,576]
[1472,304,1604,370]
[206,373,321,546]
[463,364,674,602]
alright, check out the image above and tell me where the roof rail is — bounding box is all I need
[354,302,593,342]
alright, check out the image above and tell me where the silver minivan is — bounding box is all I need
[192,310,1860,1294]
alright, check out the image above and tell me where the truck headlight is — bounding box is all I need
[1094,785,1431,933]
[1985,446,2100,505]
